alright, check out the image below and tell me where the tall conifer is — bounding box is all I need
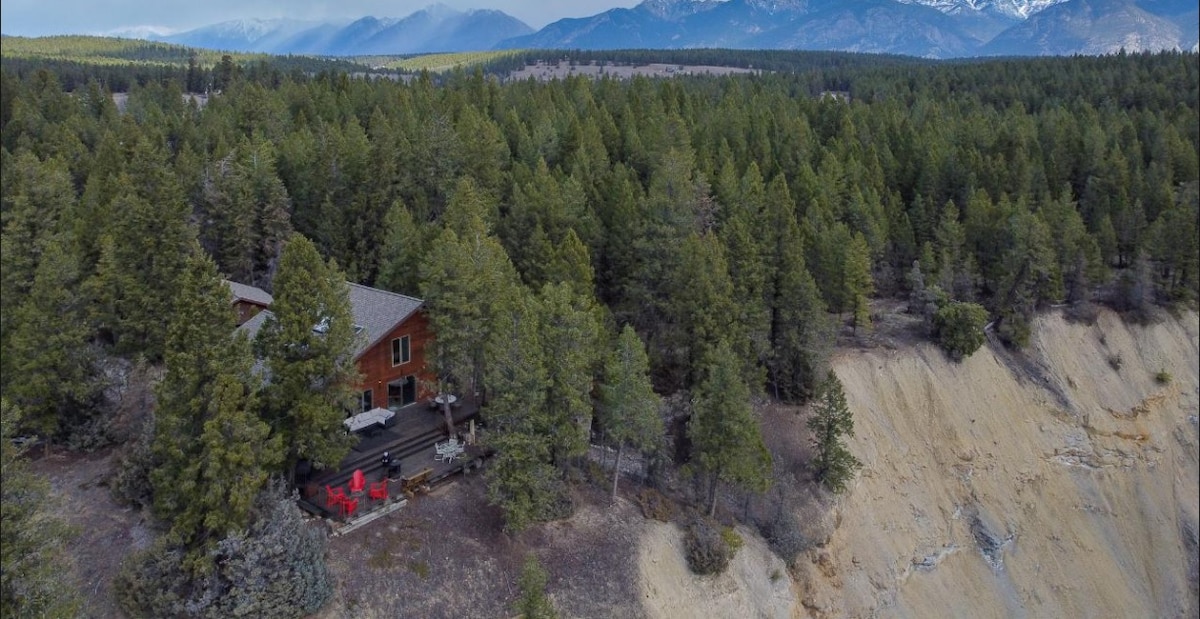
[256,235,358,476]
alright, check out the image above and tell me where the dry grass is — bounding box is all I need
[319,474,647,619]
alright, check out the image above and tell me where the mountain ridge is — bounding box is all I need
[102,0,1199,58]
[495,0,1197,57]
[152,5,532,55]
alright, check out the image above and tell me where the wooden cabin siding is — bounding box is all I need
[232,300,268,326]
[355,309,436,409]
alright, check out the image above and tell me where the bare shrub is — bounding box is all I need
[635,487,677,522]
[115,481,332,618]
[752,479,835,565]
[684,517,737,575]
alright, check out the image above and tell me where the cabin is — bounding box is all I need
[226,280,273,326]
[232,281,485,525]
[236,282,439,411]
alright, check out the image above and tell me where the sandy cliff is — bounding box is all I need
[802,309,1199,618]
[638,309,1198,618]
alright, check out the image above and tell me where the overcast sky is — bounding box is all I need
[1,1,641,37]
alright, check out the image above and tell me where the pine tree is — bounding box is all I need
[666,232,740,390]
[808,371,861,494]
[545,228,596,296]
[483,291,567,532]
[0,400,81,619]
[194,374,278,543]
[994,207,1061,347]
[538,283,602,468]
[769,221,833,403]
[376,200,430,295]
[513,555,557,619]
[0,153,76,371]
[85,166,195,359]
[721,213,770,387]
[420,205,522,431]
[5,233,100,437]
[198,137,292,288]
[256,235,359,476]
[151,251,279,550]
[932,201,977,300]
[598,325,663,501]
[845,232,875,333]
[688,341,771,517]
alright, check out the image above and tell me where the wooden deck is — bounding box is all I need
[297,397,488,521]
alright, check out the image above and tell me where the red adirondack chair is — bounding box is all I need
[349,469,366,495]
[341,497,359,518]
[325,485,347,509]
[368,479,389,502]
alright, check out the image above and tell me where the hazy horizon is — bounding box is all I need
[0,0,642,38]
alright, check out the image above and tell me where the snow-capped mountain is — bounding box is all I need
[156,18,330,52]
[102,25,179,39]
[896,0,1070,19]
[981,0,1195,55]
[496,0,1197,58]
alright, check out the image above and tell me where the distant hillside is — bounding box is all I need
[0,35,376,91]
[153,5,532,55]
[0,35,239,66]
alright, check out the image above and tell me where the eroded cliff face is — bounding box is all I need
[800,309,1199,618]
[636,309,1198,619]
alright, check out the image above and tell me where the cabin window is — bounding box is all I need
[360,389,373,413]
[387,376,417,410]
[392,335,411,366]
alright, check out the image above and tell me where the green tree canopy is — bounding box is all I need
[688,341,771,516]
[256,235,358,475]
[808,371,862,494]
[151,251,280,552]
[598,325,663,500]
[0,399,81,619]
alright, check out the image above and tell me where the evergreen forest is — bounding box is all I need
[1,47,1197,617]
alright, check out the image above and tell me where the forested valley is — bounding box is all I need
[1,48,1197,617]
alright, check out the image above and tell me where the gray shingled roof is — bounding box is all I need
[226,280,273,306]
[346,283,423,358]
[235,283,422,360]
[237,308,272,341]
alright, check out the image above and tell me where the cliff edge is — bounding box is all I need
[797,308,1199,617]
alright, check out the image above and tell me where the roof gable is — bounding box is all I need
[225,280,273,306]
[346,283,423,359]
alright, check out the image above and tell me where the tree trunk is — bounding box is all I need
[611,443,624,502]
[598,428,607,469]
[708,473,719,517]
[442,401,454,437]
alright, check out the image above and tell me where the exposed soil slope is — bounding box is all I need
[796,309,1199,618]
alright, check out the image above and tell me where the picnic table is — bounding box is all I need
[401,467,434,493]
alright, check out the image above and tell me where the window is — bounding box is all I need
[360,389,373,413]
[391,335,411,366]
[387,376,417,410]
